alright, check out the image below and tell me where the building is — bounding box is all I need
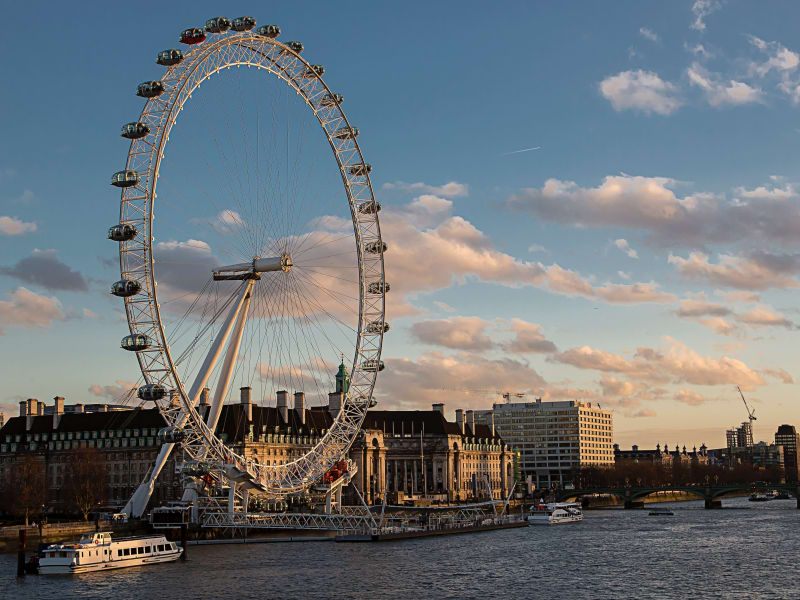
[726,422,753,448]
[0,397,179,510]
[476,398,614,489]
[1,364,512,513]
[775,424,800,482]
[613,443,709,467]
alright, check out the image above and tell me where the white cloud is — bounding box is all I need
[409,316,494,351]
[690,0,720,32]
[669,252,799,290]
[735,306,795,329]
[617,271,632,280]
[527,244,548,254]
[1,249,88,291]
[508,175,800,248]
[0,215,36,236]
[88,380,138,402]
[504,318,558,354]
[82,308,100,319]
[553,337,765,389]
[748,36,800,77]
[614,238,639,259]
[639,27,659,43]
[0,287,66,334]
[433,301,456,313]
[377,351,546,411]
[599,70,683,115]
[687,63,764,107]
[382,181,469,197]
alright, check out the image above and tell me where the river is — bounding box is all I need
[2,496,797,599]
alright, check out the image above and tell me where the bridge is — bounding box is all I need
[555,482,800,509]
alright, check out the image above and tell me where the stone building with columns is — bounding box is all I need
[1,363,512,512]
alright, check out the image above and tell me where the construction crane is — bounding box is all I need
[737,385,756,444]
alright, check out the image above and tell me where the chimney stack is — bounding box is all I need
[19,400,27,417]
[37,402,44,416]
[53,396,64,415]
[490,412,495,437]
[432,403,445,415]
[26,398,38,417]
[466,410,475,435]
[294,392,306,425]
[455,409,464,434]
[240,387,253,421]
[328,390,342,419]
[277,390,289,423]
[73,403,84,414]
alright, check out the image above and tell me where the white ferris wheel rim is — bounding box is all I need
[116,26,386,495]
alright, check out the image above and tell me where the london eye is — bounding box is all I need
[106,16,387,518]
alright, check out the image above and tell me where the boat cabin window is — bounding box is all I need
[117,549,122,557]
[158,544,164,551]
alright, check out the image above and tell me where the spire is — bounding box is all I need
[335,357,350,394]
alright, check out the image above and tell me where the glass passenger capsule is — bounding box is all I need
[361,359,385,372]
[367,281,390,294]
[136,81,165,98]
[158,426,186,444]
[138,383,167,402]
[317,93,343,107]
[182,461,211,477]
[121,333,153,352]
[120,122,150,139]
[111,279,141,297]
[365,320,390,334]
[283,41,303,54]
[333,126,359,140]
[180,28,207,44]
[107,223,137,242]
[205,17,231,33]
[354,395,378,408]
[157,49,184,66]
[364,240,387,254]
[349,163,372,176]
[111,170,139,188]
[358,200,381,214]
[301,64,324,78]
[256,24,280,38]
[231,16,256,31]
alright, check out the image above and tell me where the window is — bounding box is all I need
[157,544,164,551]
[118,549,122,557]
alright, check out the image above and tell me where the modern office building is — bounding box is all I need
[775,424,800,482]
[475,398,614,489]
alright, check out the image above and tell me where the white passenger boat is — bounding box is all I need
[528,502,583,525]
[39,532,181,574]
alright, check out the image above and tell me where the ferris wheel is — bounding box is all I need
[108,17,387,518]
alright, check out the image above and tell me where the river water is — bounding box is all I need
[2,496,797,599]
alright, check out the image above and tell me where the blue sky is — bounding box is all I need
[2,1,799,448]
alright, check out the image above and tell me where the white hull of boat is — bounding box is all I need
[39,551,181,574]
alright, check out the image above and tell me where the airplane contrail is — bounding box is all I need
[502,146,541,155]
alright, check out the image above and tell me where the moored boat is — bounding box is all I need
[528,502,583,525]
[39,532,181,574]
[648,507,674,516]
[749,492,771,502]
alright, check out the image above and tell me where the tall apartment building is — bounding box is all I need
[476,398,614,489]
[726,422,753,448]
[775,424,800,482]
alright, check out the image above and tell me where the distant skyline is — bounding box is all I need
[2,1,800,449]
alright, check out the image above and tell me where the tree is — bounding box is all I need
[62,447,108,521]
[0,454,47,526]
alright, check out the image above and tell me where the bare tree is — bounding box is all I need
[62,447,108,521]
[0,454,47,526]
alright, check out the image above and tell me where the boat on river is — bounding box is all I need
[39,532,181,574]
[648,507,674,516]
[749,492,771,502]
[528,502,583,525]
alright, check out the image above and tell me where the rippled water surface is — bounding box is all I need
[3,496,798,599]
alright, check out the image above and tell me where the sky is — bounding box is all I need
[1,1,799,449]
